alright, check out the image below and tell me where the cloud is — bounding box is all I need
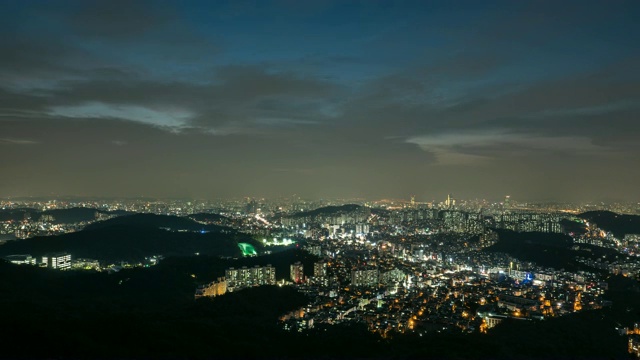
[0,138,39,145]
[406,131,610,165]
[49,102,193,129]
[0,0,638,200]
[31,65,341,134]
[253,118,319,127]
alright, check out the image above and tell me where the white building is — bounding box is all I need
[4,254,36,265]
[42,253,72,270]
[225,264,276,291]
[351,268,378,287]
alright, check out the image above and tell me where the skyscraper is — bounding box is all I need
[444,194,455,209]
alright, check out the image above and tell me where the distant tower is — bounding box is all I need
[410,195,415,208]
[504,195,511,209]
[445,194,455,209]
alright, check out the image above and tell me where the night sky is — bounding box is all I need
[1,0,639,202]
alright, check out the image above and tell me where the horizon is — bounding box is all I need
[1,194,638,207]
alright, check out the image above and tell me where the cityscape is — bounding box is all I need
[2,0,640,359]
[1,196,640,358]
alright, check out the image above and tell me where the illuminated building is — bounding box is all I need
[484,315,505,329]
[542,298,554,317]
[195,277,227,299]
[72,258,100,270]
[4,254,36,265]
[355,223,369,234]
[252,264,276,285]
[14,229,30,239]
[290,262,304,283]
[479,230,498,247]
[444,194,455,209]
[305,244,322,256]
[313,261,328,287]
[41,252,71,270]
[226,264,275,291]
[629,336,640,357]
[573,292,582,312]
[498,294,537,309]
[313,261,327,278]
[351,268,378,287]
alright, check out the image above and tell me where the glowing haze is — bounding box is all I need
[1,0,639,202]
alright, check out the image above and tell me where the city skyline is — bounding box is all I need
[1,0,639,202]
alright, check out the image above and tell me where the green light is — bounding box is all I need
[238,243,257,256]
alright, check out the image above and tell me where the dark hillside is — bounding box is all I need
[579,211,640,238]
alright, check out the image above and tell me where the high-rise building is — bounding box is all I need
[249,264,276,285]
[290,262,304,283]
[351,268,378,287]
[313,261,327,278]
[444,194,455,209]
[479,230,499,247]
[41,253,71,270]
[504,195,511,209]
[225,264,276,291]
[355,224,369,234]
[226,267,239,285]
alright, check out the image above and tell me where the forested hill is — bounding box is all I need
[579,211,640,238]
[83,213,231,232]
[0,214,258,262]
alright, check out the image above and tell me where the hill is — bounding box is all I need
[0,257,634,359]
[0,208,39,222]
[285,204,365,219]
[0,227,255,262]
[484,229,616,271]
[83,213,231,232]
[0,214,259,262]
[0,259,310,359]
[43,207,132,224]
[560,218,588,236]
[579,210,640,238]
